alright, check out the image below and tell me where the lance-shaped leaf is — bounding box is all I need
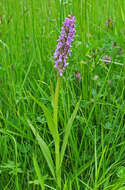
[60,96,81,166]
[29,92,59,141]
[27,119,55,178]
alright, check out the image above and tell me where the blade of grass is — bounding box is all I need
[94,146,107,189]
[27,119,55,178]
[60,96,81,166]
[33,153,45,190]
[79,178,93,190]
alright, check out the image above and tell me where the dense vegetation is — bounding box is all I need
[0,0,125,189]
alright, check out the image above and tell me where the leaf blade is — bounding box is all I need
[27,119,55,178]
[33,154,45,190]
[60,96,81,166]
[28,92,58,141]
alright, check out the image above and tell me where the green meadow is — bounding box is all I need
[0,0,125,189]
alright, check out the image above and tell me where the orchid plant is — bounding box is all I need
[28,15,81,189]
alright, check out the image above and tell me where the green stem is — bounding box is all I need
[55,140,61,189]
[54,76,61,189]
[54,76,61,130]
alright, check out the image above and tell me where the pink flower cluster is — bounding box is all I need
[54,15,76,76]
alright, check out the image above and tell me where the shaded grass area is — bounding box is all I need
[0,0,125,189]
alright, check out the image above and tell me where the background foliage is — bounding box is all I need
[0,0,125,189]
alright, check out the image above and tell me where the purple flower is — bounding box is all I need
[102,55,112,65]
[75,72,81,80]
[53,15,76,76]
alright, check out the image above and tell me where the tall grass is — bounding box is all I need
[0,0,125,189]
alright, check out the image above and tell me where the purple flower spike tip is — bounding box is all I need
[53,15,76,76]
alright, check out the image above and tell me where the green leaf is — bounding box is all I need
[94,146,107,188]
[33,154,45,190]
[117,166,125,178]
[63,179,68,190]
[104,122,112,130]
[60,96,81,166]
[120,6,125,22]
[28,92,58,141]
[29,180,39,185]
[27,119,55,178]
[119,187,125,190]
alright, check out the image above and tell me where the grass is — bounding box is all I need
[0,0,125,189]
